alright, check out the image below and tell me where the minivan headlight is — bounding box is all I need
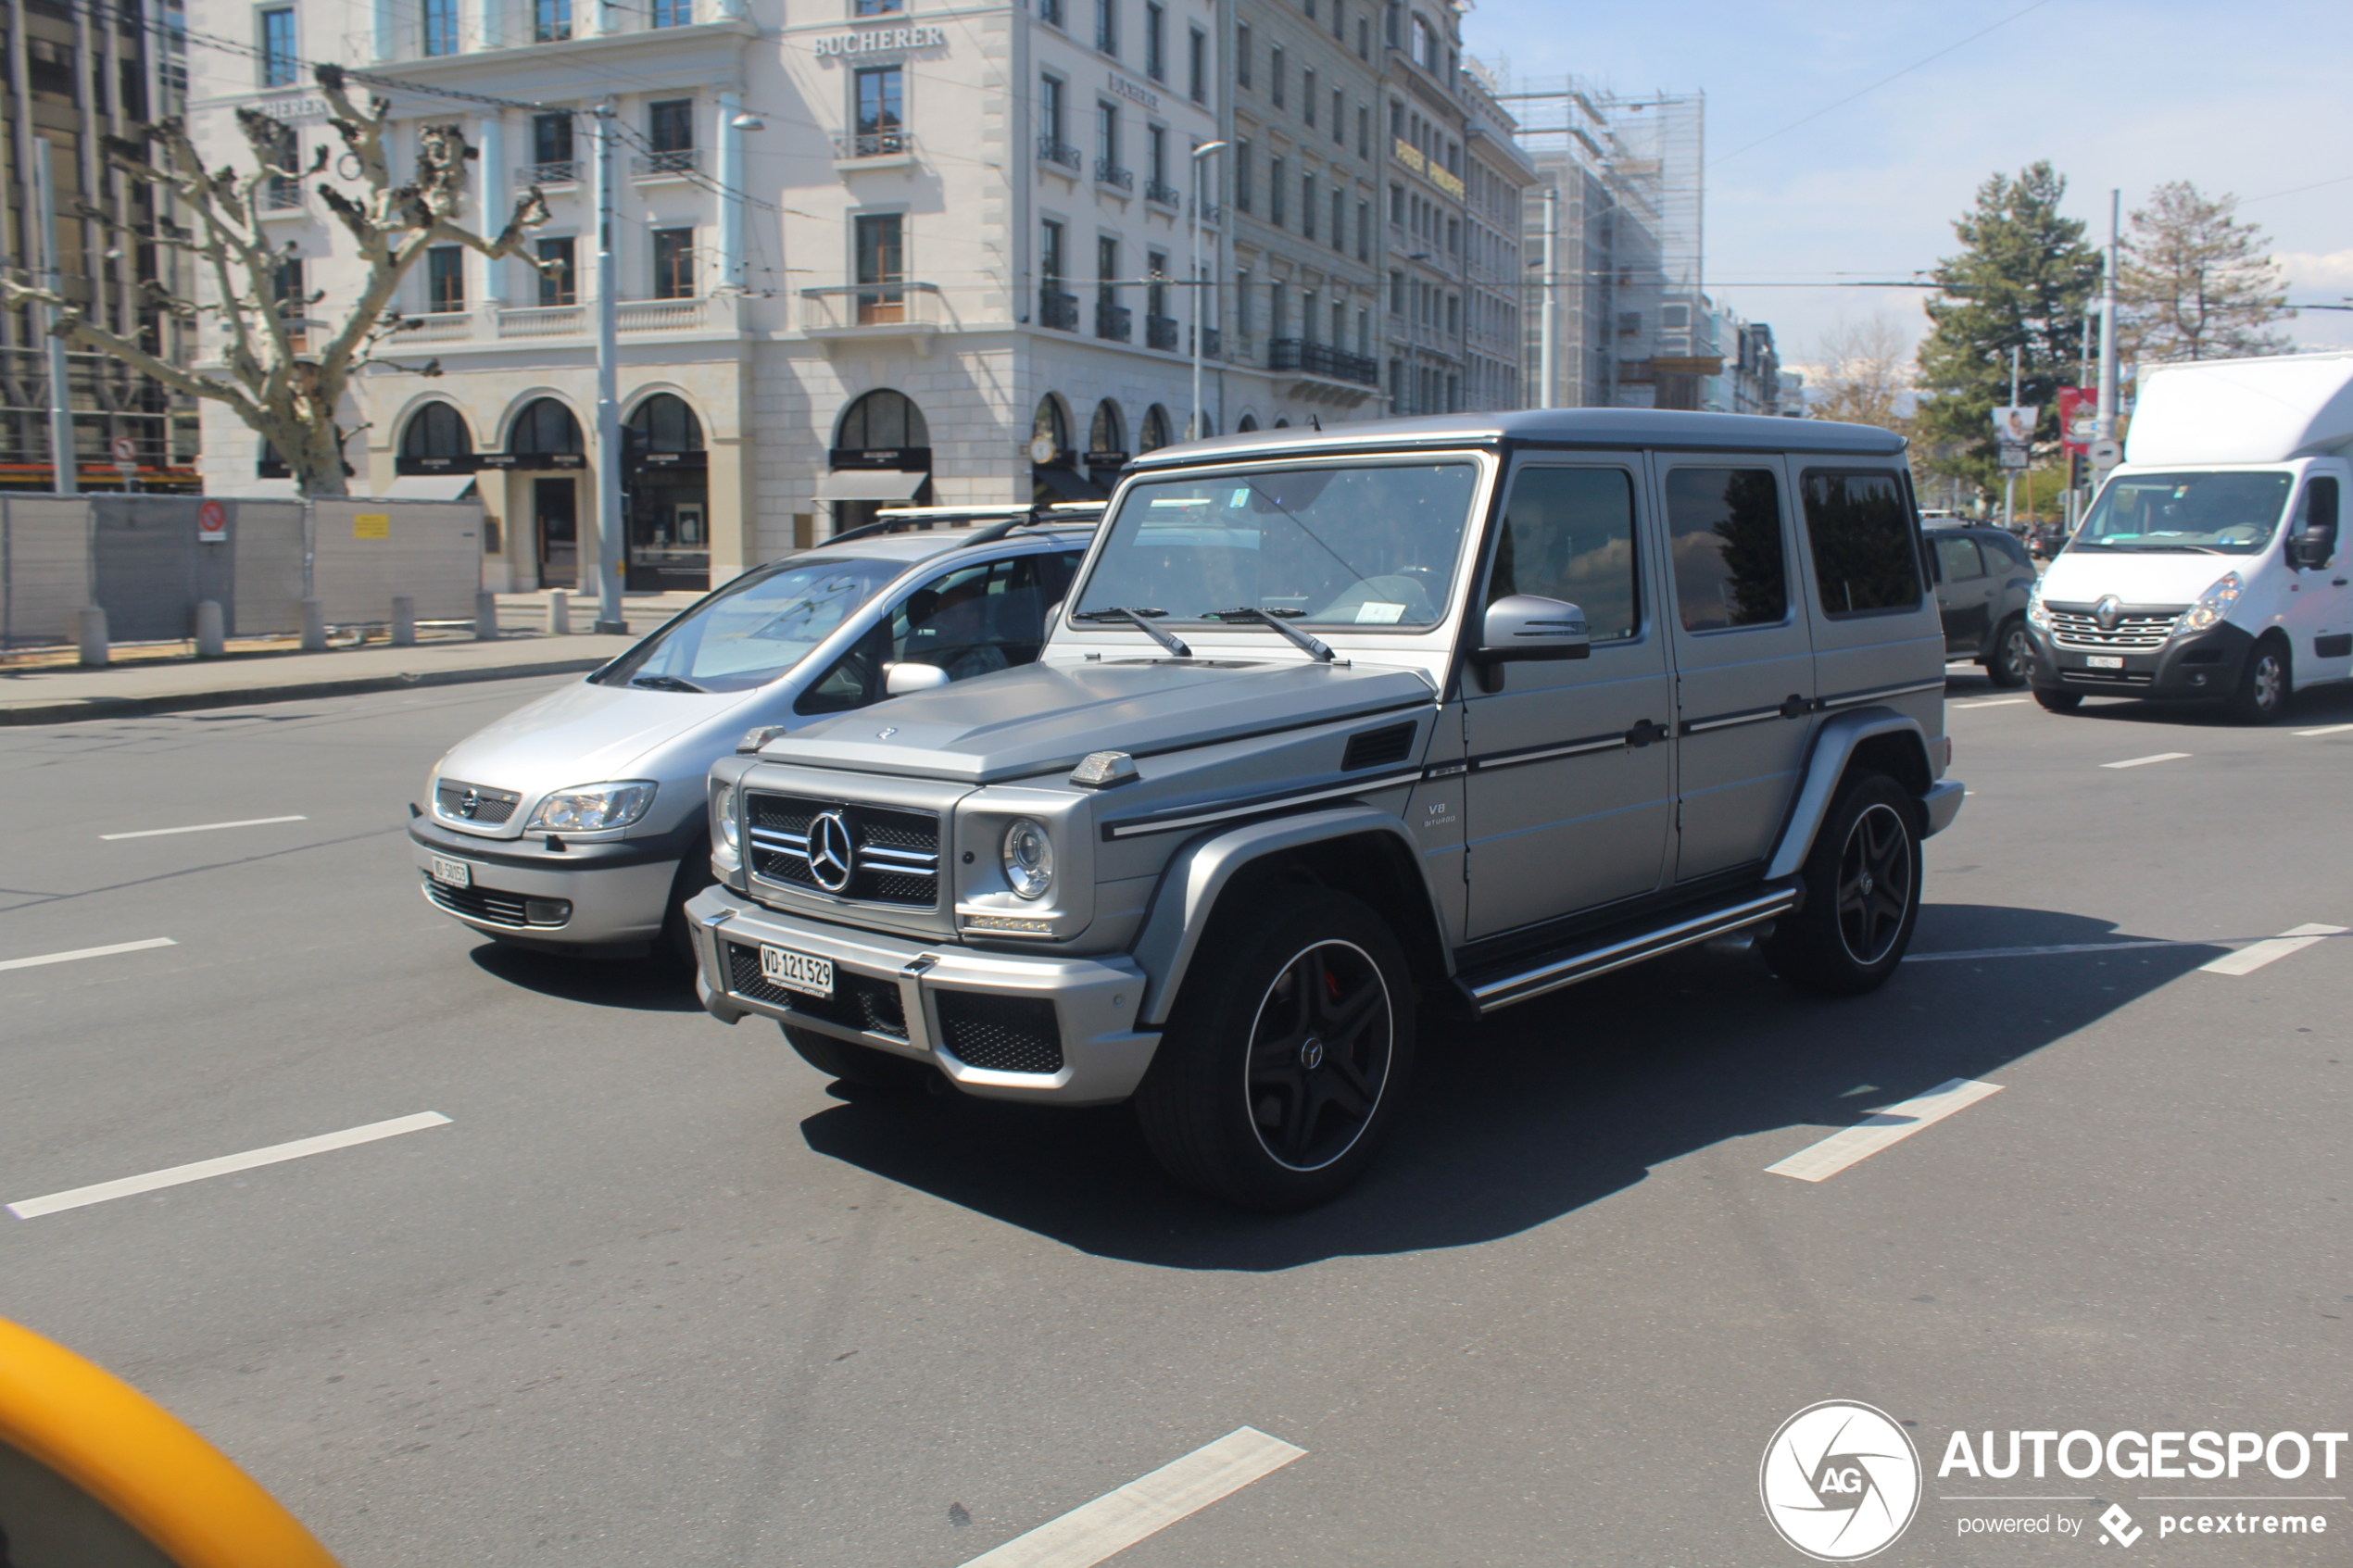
[2179,571,2244,633]
[711,782,737,849]
[2026,580,2051,629]
[526,781,658,833]
[1001,817,1054,900]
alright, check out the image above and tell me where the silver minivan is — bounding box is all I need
[409,507,1098,960]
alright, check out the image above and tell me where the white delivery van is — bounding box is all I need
[2027,350,2352,721]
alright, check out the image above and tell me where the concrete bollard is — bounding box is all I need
[391,595,417,647]
[475,590,499,641]
[301,597,327,652]
[195,599,225,659]
[549,589,570,636]
[77,606,109,668]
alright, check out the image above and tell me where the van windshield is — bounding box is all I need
[2072,471,2294,555]
[1073,462,1480,630]
[591,557,904,693]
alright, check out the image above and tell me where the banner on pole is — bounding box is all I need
[2056,387,2095,455]
[1990,406,2040,445]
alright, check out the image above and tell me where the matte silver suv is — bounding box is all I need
[688,411,1963,1208]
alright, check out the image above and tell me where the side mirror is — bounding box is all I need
[1478,595,1591,663]
[884,661,951,696]
[2291,530,2334,570]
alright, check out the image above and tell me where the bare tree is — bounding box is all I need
[2119,181,2294,364]
[1806,312,1917,433]
[1,64,550,496]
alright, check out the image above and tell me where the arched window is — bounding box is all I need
[510,397,584,455]
[1031,395,1070,458]
[1237,413,1260,433]
[626,393,704,453]
[1139,404,1171,453]
[1088,398,1125,458]
[1273,417,1291,429]
[399,401,472,460]
[836,388,929,452]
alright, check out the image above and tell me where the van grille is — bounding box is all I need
[743,793,940,909]
[2046,606,2181,651]
[723,940,910,1039]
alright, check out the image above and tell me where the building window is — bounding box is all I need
[536,236,576,305]
[1302,69,1315,126]
[1412,13,1438,69]
[1040,74,1066,149]
[1144,1,1164,79]
[1147,248,1168,321]
[1332,0,1345,39]
[1188,27,1206,102]
[653,228,696,298]
[1390,269,1404,314]
[853,213,903,320]
[1331,188,1344,251]
[648,99,696,154]
[426,245,464,313]
[854,0,902,12]
[1039,0,1063,25]
[533,0,571,43]
[652,0,691,27]
[259,6,297,84]
[1235,24,1251,86]
[1237,268,1252,336]
[1148,124,1166,194]
[422,0,457,56]
[1389,182,1403,225]
[1268,156,1285,226]
[1041,219,1066,285]
[1301,172,1315,240]
[1269,45,1284,107]
[1094,0,1116,55]
[855,66,904,153]
[1095,101,1123,183]
[1233,140,1252,212]
[1332,90,1344,144]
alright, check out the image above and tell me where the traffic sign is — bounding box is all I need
[1998,442,2032,470]
[110,434,136,465]
[196,499,227,545]
[2090,437,2122,471]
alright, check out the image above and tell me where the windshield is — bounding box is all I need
[2072,470,2294,556]
[1073,461,1481,630]
[590,557,905,693]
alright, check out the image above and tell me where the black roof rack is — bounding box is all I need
[825,503,1101,549]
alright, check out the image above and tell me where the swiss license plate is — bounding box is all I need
[429,854,472,888]
[2085,655,2124,669]
[760,945,835,998]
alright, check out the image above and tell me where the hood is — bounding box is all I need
[761,657,1438,784]
[2039,549,2246,607]
[434,677,767,800]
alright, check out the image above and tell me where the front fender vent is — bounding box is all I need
[1342,720,1417,771]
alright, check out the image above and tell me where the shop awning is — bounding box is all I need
[375,474,479,500]
[813,469,927,502]
[1031,465,1110,503]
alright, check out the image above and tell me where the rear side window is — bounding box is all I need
[1932,535,1984,583]
[1804,470,1924,616]
[797,550,1077,715]
[1489,466,1642,641]
[1663,467,1787,632]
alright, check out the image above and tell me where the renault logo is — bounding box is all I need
[807,809,856,893]
[459,788,481,819]
[2095,594,2123,631]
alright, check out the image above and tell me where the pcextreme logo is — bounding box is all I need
[1760,1401,1924,1562]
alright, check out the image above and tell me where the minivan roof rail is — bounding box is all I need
[825,503,1102,548]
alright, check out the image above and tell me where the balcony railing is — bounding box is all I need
[1144,178,1180,207]
[1191,200,1223,226]
[1195,326,1222,359]
[397,311,473,342]
[1268,338,1379,386]
[1037,135,1081,171]
[261,177,303,211]
[799,281,944,332]
[618,296,708,331]
[631,149,699,178]
[1094,159,1132,191]
[1038,288,1078,331]
[1094,300,1131,342]
[833,130,911,159]
[516,160,580,186]
[497,305,585,338]
[1145,313,1178,351]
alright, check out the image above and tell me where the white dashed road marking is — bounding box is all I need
[2196,922,2349,976]
[1953,697,2030,709]
[2102,752,2192,770]
[0,937,177,972]
[2293,722,2353,737]
[6,1112,452,1220]
[1767,1078,2004,1184]
[100,815,308,840]
[955,1427,1306,1568]
[1906,938,2214,963]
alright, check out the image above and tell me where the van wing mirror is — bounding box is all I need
[1478,595,1592,663]
[884,661,951,696]
[2291,529,2334,570]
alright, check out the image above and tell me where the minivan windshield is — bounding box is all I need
[2072,470,2294,556]
[591,556,905,694]
[1073,461,1480,630]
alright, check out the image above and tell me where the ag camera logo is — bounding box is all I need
[1761,1400,1923,1561]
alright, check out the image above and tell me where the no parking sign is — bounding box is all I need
[196,499,227,545]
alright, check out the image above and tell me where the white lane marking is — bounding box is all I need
[2197,922,2349,976]
[6,1112,452,1220]
[2293,722,2353,737]
[955,1427,1306,1568]
[1953,697,2029,709]
[0,937,177,973]
[1767,1078,2003,1184]
[2101,752,2191,770]
[1907,938,2215,963]
[100,814,308,840]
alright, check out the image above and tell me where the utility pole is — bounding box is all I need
[1538,182,1558,408]
[2095,187,2120,445]
[590,102,625,634]
[2004,345,2020,531]
[32,138,75,494]
[1188,140,1226,440]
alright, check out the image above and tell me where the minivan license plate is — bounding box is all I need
[429,854,472,888]
[760,945,834,998]
[2085,655,2124,669]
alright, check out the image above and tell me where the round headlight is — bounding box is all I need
[1001,817,1053,900]
[713,783,738,850]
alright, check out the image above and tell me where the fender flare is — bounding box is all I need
[1129,805,1436,1027]
[1764,709,1936,882]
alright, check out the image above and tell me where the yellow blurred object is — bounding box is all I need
[0,1316,341,1568]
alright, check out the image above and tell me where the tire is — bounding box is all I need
[2033,687,2082,713]
[2226,636,2291,725]
[1135,886,1416,1210]
[1764,774,1923,997]
[1982,616,2032,687]
[783,1024,934,1092]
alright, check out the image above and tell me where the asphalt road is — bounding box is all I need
[2,670,2347,1566]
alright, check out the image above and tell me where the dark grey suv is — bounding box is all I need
[1928,524,2037,685]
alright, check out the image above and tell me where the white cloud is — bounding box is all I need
[2278,250,2353,294]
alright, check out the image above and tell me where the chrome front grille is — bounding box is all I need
[2046,605,2182,651]
[744,792,940,909]
[434,778,522,825]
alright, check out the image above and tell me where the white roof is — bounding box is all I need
[2126,350,2353,464]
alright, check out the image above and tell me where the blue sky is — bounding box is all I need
[1459,0,2353,373]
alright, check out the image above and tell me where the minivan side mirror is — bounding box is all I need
[2290,476,2339,570]
[1478,595,1592,663]
[884,661,951,696]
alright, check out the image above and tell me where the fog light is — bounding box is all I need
[525,898,573,926]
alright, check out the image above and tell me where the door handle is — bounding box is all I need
[1625,719,1670,747]
[2334,579,2347,586]
[1779,693,1811,720]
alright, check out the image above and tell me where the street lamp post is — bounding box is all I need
[1189,140,1227,441]
[590,101,626,634]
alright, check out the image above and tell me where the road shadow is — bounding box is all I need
[799,904,2218,1269]
[465,939,700,1012]
[2019,677,2353,729]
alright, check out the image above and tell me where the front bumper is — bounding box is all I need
[686,886,1159,1105]
[2027,621,2255,701]
[409,816,685,952]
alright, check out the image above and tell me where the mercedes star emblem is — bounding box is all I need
[807,809,856,893]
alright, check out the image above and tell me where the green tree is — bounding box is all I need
[1914,162,2101,495]
[2119,181,2293,363]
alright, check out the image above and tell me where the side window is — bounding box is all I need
[799,552,1078,717]
[1488,467,1641,641]
[1800,470,1923,617]
[1933,535,1984,583]
[1663,467,1787,632]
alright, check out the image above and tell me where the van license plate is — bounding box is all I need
[760,945,834,998]
[2085,655,2124,669]
[429,854,472,888]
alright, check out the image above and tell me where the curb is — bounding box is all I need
[0,656,614,727]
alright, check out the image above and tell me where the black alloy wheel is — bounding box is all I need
[1834,803,1915,967]
[1243,939,1394,1173]
[1763,773,1922,997]
[1984,616,2032,687]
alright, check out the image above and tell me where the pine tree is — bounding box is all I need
[1914,162,2101,495]
[2119,182,2293,364]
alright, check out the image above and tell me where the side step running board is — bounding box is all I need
[1455,882,1801,1015]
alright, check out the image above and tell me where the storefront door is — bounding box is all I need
[535,478,577,589]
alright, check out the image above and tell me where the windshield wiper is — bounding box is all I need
[1202,606,1334,662]
[1074,606,1192,659]
[630,674,708,693]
